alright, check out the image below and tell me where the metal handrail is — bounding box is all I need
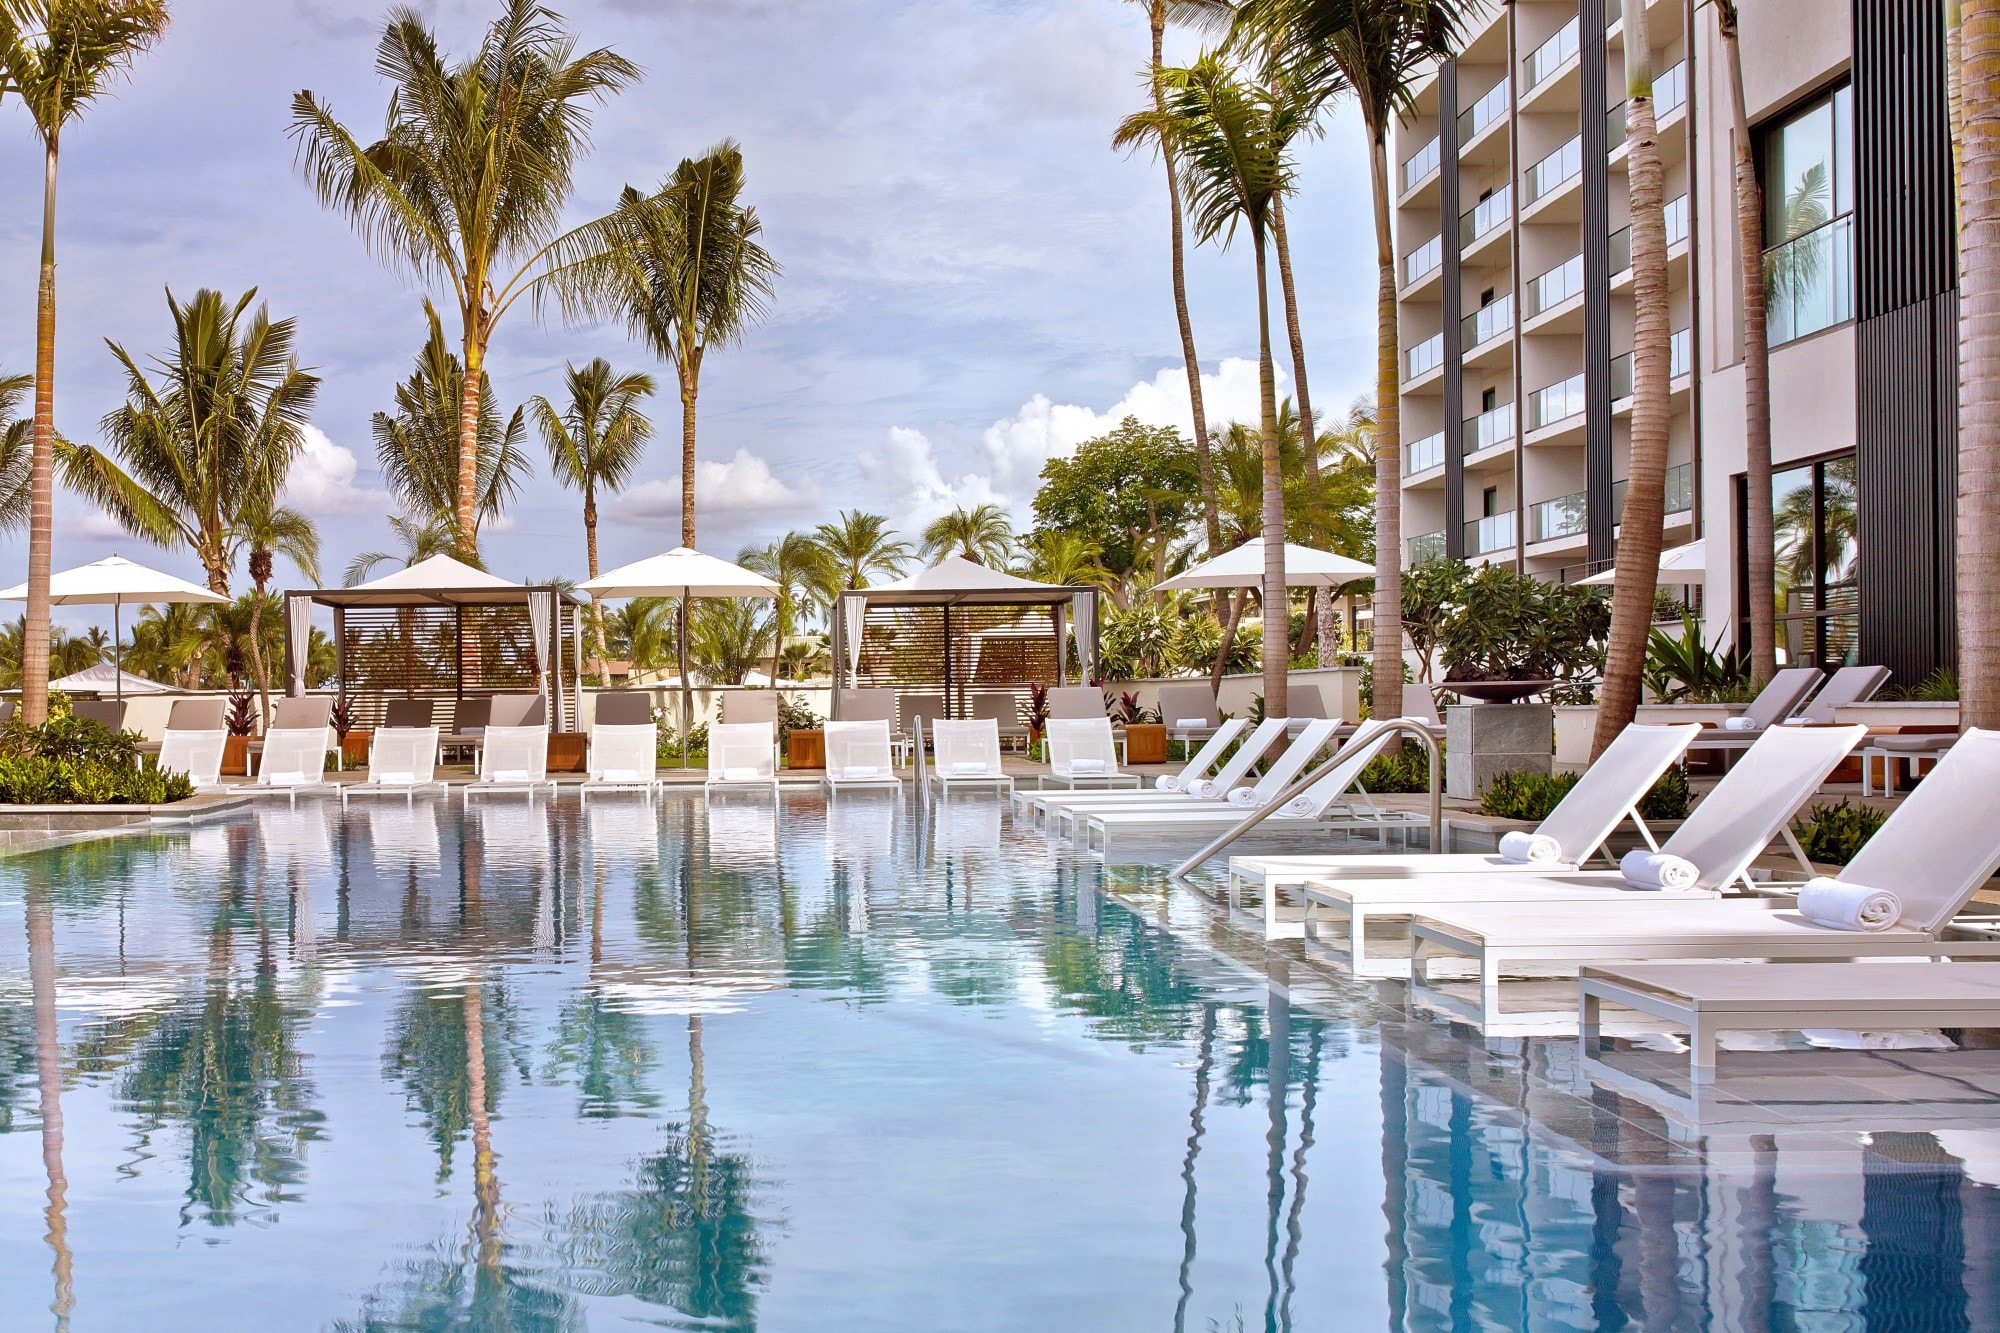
[1169,718,1444,879]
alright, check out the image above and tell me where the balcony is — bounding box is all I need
[1457,80,1509,148]
[1409,529,1448,564]
[1610,328,1692,399]
[1610,194,1690,273]
[1403,233,1443,287]
[1612,462,1696,521]
[1460,184,1512,247]
[1606,0,1622,23]
[1523,16,1580,92]
[1401,135,1442,193]
[1461,401,1515,455]
[1530,489,1588,543]
[1462,293,1514,350]
[1607,61,1688,141]
[1405,332,1444,381]
[1525,254,1584,319]
[1766,214,1854,345]
[1465,511,1517,556]
[1406,430,1446,475]
[1527,372,1587,431]
[1524,135,1583,207]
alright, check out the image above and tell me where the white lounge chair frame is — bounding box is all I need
[1013,717,1253,828]
[253,725,334,804]
[705,722,778,796]
[156,728,228,791]
[1040,718,1139,790]
[581,723,664,802]
[1027,718,1282,834]
[928,719,1012,794]
[823,720,903,791]
[1682,667,1824,754]
[460,725,555,802]
[340,726,444,805]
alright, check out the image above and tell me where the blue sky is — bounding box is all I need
[0,0,1377,629]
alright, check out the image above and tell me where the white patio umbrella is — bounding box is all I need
[0,554,228,700]
[1155,536,1373,592]
[578,547,780,767]
[1577,537,1705,586]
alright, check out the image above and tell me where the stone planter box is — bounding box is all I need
[1444,702,1552,800]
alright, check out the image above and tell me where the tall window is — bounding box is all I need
[1741,454,1858,667]
[1761,84,1853,344]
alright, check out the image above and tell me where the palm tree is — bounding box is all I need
[739,531,827,687]
[124,601,207,688]
[227,496,320,729]
[289,0,640,558]
[1015,530,1118,591]
[342,515,459,586]
[687,600,774,686]
[919,503,1014,565]
[605,596,676,672]
[1117,54,1301,712]
[0,372,33,533]
[615,142,779,549]
[809,510,912,598]
[1234,0,1469,726]
[1590,0,1675,757]
[1960,0,2000,727]
[0,0,171,725]
[531,358,655,680]
[62,287,319,597]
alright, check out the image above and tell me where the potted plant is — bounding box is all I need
[1438,566,1608,702]
[1026,682,1051,747]
[222,691,255,775]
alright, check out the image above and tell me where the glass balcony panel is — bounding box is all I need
[1461,293,1514,349]
[1401,136,1442,192]
[1464,512,1517,556]
[1459,184,1513,246]
[1611,328,1690,399]
[1409,530,1447,564]
[1457,81,1510,147]
[1611,462,1695,522]
[1526,373,1587,431]
[1461,401,1516,455]
[1765,215,1854,344]
[1526,254,1584,317]
[1606,0,1622,25]
[1524,135,1583,205]
[1530,490,1588,543]
[1607,63,1687,143]
[1523,16,1581,91]
[1403,233,1443,286]
[1609,195,1690,277]
[1405,332,1444,380]
[1405,431,1446,475]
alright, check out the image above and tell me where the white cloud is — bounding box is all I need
[280,425,389,515]
[610,449,819,528]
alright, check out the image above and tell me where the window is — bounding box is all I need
[1480,287,1496,307]
[1481,387,1498,412]
[1482,486,1499,518]
[1739,454,1858,668]
[1761,85,1853,344]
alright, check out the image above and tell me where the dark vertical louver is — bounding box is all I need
[1440,62,1466,559]
[1580,0,1615,566]
[1852,0,1958,683]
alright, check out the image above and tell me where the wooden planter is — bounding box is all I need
[1124,723,1168,766]
[340,730,372,767]
[786,729,825,770]
[222,734,252,777]
[547,733,588,773]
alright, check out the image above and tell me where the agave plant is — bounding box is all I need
[1642,614,1754,703]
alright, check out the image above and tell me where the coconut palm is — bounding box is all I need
[62,287,320,598]
[739,531,827,687]
[1116,53,1302,712]
[342,515,460,587]
[1959,0,2000,727]
[531,358,655,679]
[809,510,912,599]
[614,142,779,548]
[1590,0,1675,756]
[290,0,640,557]
[1015,530,1118,591]
[687,600,775,687]
[226,496,321,728]
[1233,0,1470,727]
[0,0,170,725]
[605,596,676,672]
[123,601,207,688]
[0,372,34,533]
[919,503,1014,566]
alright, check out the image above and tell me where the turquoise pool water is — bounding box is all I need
[1,792,1996,1329]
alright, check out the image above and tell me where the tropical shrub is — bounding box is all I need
[775,692,820,744]
[1643,614,1754,703]
[1438,566,1609,687]
[1885,668,1958,702]
[1111,692,1158,726]
[1792,799,1888,866]
[1636,765,1691,822]
[1480,770,1583,821]
[1359,748,1430,795]
[0,713,194,805]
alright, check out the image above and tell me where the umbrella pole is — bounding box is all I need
[114,601,122,702]
[678,594,691,771]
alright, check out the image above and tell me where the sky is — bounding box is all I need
[0,0,1378,630]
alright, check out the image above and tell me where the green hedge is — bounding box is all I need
[0,711,195,806]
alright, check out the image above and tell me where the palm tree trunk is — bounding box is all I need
[28,890,72,1326]
[248,583,272,734]
[1152,12,1219,550]
[23,142,59,727]
[1961,0,2000,728]
[1366,132,1405,726]
[1717,4,1777,685]
[1592,7,1674,757]
[1254,231,1288,716]
[1271,195,1316,475]
[456,330,485,560]
[1210,590,1245,697]
[585,493,612,686]
[679,386,699,550]
[463,980,503,1286]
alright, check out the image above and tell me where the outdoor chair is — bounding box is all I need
[137,697,227,757]
[1861,730,1959,796]
[156,728,228,791]
[488,692,547,728]
[442,697,492,765]
[593,691,656,726]
[1156,685,1221,743]
[71,699,128,733]
[823,719,902,791]
[580,723,662,802]
[1682,666,1824,759]
[1046,686,1107,720]
[1028,717,1289,835]
[1399,686,1448,741]
[0,699,14,726]
[722,691,779,726]
[1040,717,1140,791]
[461,725,555,802]
[928,718,1011,795]
[383,699,434,729]
[899,692,947,747]
[706,722,780,795]
[252,726,333,805]
[340,727,444,805]
[970,694,1031,751]
[837,690,908,765]
[254,695,337,778]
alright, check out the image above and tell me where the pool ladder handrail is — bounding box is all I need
[1168,718,1443,880]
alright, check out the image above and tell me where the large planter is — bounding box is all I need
[341,729,372,767]
[1124,723,1168,765]
[786,729,825,770]
[222,734,252,777]
[547,733,588,774]
[1444,702,1552,800]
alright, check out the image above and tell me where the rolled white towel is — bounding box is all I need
[1226,788,1268,808]
[380,771,416,786]
[1498,831,1563,864]
[1067,758,1105,774]
[1172,717,1207,730]
[1154,775,1183,791]
[1722,716,1758,732]
[268,771,306,786]
[1797,876,1902,932]
[949,761,990,775]
[721,767,760,782]
[489,769,530,783]
[1187,779,1220,800]
[1620,848,1700,890]
[1279,793,1317,817]
[842,764,880,778]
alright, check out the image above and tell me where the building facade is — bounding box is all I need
[1390,0,1958,686]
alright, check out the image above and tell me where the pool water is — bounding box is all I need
[0,792,1995,1330]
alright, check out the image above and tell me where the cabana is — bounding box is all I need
[283,554,588,730]
[831,557,1097,722]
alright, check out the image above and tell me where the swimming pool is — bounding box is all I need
[1,792,1996,1329]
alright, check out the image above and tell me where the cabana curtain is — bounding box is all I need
[288,595,314,695]
[1071,591,1097,682]
[528,590,553,705]
[843,594,866,677]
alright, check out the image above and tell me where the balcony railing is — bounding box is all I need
[1403,233,1443,287]
[1526,253,1584,318]
[1607,61,1688,140]
[1460,184,1512,246]
[1523,16,1580,91]
[1524,135,1583,206]
[1766,214,1854,345]
[1409,530,1448,565]
[1605,0,1622,23]
[1465,511,1518,556]
[1405,331,1445,380]
[1610,328,1692,398]
[1401,135,1442,193]
[1457,80,1509,147]
[1461,401,1515,455]
[1530,489,1588,543]
[1526,372,1587,431]
[1612,462,1695,521]
[1610,194,1690,273]
[1405,430,1446,475]
[1462,293,1514,349]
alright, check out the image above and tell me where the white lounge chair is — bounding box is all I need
[1013,717,1253,826]
[460,724,555,802]
[1156,684,1221,744]
[155,728,228,791]
[1040,717,1140,790]
[253,725,333,804]
[1229,722,1702,939]
[705,721,778,795]
[1310,723,1866,982]
[1022,718,1278,833]
[340,726,443,805]
[928,718,1012,794]
[1402,725,2000,1036]
[581,722,663,801]
[838,690,909,766]
[1681,666,1824,757]
[823,719,902,791]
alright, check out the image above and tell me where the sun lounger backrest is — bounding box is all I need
[72,699,127,732]
[1659,723,1866,886]
[825,719,893,776]
[1840,729,2000,933]
[1175,717,1249,782]
[971,695,1024,729]
[587,723,658,781]
[900,692,947,733]
[1797,664,1891,724]
[1293,719,1402,814]
[451,697,492,734]
[480,725,549,781]
[1047,717,1119,774]
[1246,718,1342,801]
[839,689,898,724]
[721,691,778,726]
[934,718,1002,774]
[369,727,439,783]
[269,695,331,731]
[157,728,226,788]
[594,692,656,726]
[1155,684,1220,730]
[0,699,14,725]
[1535,722,1703,862]
[167,698,228,731]
[1740,667,1823,730]
[488,693,546,728]
[1047,686,1106,720]
[1284,684,1327,719]
[1205,718,1291,791]
[1402,687,1443,727]
[259,728,328,785]
[707,722,775,780]
[382,699,433,729]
